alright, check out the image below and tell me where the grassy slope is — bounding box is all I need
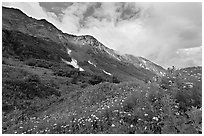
[2,27,202,135]
[3,59,202,133]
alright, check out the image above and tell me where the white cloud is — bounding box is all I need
[3,2,202,68]
[3,2,47,19]
[168,46,202,68]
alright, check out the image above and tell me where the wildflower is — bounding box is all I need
[175,112,179,115]
[188,84,193,88]
[128,113,132,116]
[53,123,57,126]
[174,105,178,108]
[152,117,159,121]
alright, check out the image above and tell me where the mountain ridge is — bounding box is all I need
[2,6,166,79]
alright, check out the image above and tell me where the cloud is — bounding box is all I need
[2,2,202,68]
[138,2,202,68]
[3,2,48,20]
[169,46,202,68]
[77,2,201,68]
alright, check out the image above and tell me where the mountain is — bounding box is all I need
[2,6,202,134]
[2,6,167,81]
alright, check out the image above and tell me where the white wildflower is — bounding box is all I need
[152,117,159,121]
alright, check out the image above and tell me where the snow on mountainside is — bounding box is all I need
[71,34,167,77]
[63,47,84,71]
[2,6,165,81]
[102,70,112,75]
[68,31,166,77]
[88,60,97,67]
[66,48,72,55]
[62,58,84,71]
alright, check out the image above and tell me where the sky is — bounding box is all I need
[2,2,202,68]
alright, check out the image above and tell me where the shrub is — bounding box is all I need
[112,76,120,83]
[88,75,105,85]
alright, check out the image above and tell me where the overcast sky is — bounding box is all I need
[2,2,202,68]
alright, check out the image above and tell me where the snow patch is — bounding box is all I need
[66,48,72,55]
[62,58,84,71]
[88,60,97,67]
[103,70,112,75]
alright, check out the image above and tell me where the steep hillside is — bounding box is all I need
[2,6,165,81]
